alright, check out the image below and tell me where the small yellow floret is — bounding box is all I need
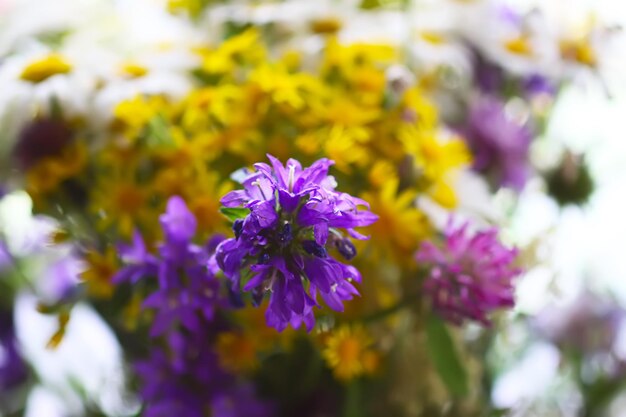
[310,17,343,35]
[504,36,533,56]
[80,248,117,298]
[20,54,72,83]
[216,332,259,373]
[120,62,149,78]
[323,326,379,381]
[419,31,447,45]
[560,39,597,67]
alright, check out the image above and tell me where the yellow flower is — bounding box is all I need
[323,38,395,76]
[151,168,231,235]
[323,326,379,381]
[80,248,117,298]
[399,127,470,207]
[560,38,597,67]
[20,54,72,83]
[401,88,438,129]
[26,142,87,205]
[362,178,431,263]
[112,95,169,138]
[310,17,343,35]
[167,0,203,17]
[367,160,398,189]
[323,126,371,172]
[180,85,246,130]
[249,65,317,111]
[89,160,149,238]
[419,31,448,46]
[120,62,149,78]
[504,35,534,57]
[322,97,380,128]
[26,159,70,196]
[199,29,265,76]
[216,331,259,373]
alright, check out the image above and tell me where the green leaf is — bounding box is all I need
[425,315,469,397]
[38,30,71,48]
[49,95,64,120]
[342,380,364,417]
[144,115,174,148]
[219,207,249,222]
[359,0,408,9]
[359,0,383,9]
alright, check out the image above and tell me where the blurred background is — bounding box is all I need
[2,0,626,416]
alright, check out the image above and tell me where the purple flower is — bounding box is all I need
[13,118,74,170]
[416,221,522,325]
[523,74,556,97]
[216,155,377,331]
[470,47,505,94]
[533,291,625,356]
[135,324,273,417]
[114,196,224,337]
[113,230,158,285]
[0,240,11,271]
[211,383,275,417]
[461,96,532,191]
[0,309,28,392]
[39,255,82,304]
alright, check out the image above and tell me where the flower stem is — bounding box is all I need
[355,294,417,323]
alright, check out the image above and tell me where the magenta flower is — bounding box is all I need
[416,221,522,325]
[215,155,377,331]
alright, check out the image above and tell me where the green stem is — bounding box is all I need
[352,294,417,323]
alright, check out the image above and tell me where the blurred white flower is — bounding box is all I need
[15,295,137,416]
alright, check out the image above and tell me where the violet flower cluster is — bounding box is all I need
[416,221,521,326]
[461,95,532,191]
[216,155,378,331]
[114,196,223,337]
[114,196,272,416]
[135,327,273,417]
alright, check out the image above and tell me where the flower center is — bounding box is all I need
[20,54,72,83]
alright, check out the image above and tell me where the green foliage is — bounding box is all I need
[144,115,174,148]
[425,315,469,397]
[219,206,250,222]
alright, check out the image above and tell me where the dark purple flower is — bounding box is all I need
[216,155,377,331]
[117,198,273,416]
[211,383,275,417]
[135,328,273,417]
[114,196,224,337]
[461,95,532,191]
[13,118,74,170]
[416,220,522,326]
[470,47,505,94]
[0,309,29,392]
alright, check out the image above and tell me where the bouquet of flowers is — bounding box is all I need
[0,0,621,416]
